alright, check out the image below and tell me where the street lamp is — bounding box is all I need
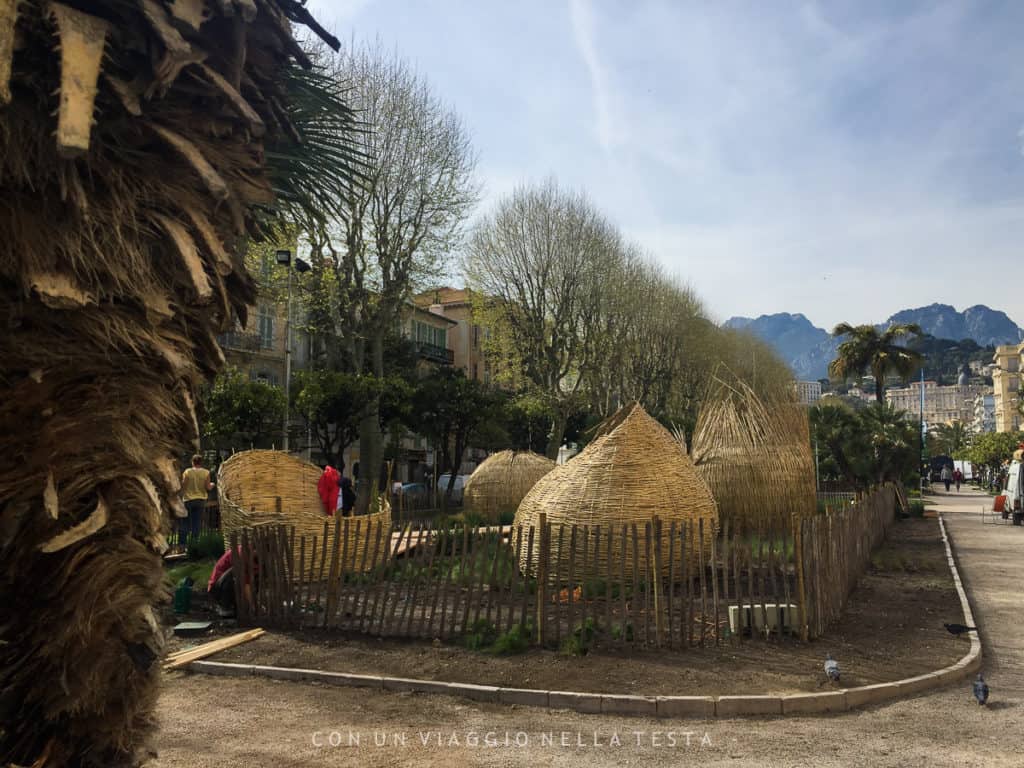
[275,249,310,452]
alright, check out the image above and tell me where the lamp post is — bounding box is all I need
[275,249,310,452]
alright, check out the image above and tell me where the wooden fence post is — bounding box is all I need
[535,513,547,645]
[794,515,808,642]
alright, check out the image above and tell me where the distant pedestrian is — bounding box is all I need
[339,476,356,516]
[941,464,953,492]
[954,467,963,492]
[180,454,213,548]
[317,463,340,516]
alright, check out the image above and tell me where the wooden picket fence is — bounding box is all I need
[229,485,898,648]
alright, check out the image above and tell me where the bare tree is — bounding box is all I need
[310,43,477,510]
[465,180,623,458]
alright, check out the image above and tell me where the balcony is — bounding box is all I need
[415,342,454,365]
[218,331,268,352]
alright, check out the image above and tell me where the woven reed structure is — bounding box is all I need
[689,377,816,531]
[514,403,717,577]
[218,450,390,572]
[463,450,555,521]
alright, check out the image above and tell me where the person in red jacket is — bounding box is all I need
[317,464,340,515]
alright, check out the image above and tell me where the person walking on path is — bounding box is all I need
[954,467,963,492]
[181,454,213,547]
[318,463,340,515]
[941,463,953,492]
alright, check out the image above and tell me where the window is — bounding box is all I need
[473,325,479,349]
[257,305,274,349]
[472,363,478,380]
[413,320,446,349]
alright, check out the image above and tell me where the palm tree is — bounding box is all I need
[933,420,970,457]
[0,3,361,765]
[828,323,924,403]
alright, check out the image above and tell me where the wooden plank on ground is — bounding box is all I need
[164,629,265,670]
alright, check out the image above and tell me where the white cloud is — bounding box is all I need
[568,0,614,152]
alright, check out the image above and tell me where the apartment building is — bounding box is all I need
[992,345,1021,432]
[885,380,983,427]
[414,287,490,383]
[971,391,996,434]
[794,380,822,405]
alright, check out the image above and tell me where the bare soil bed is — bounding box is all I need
[192,517,965,695]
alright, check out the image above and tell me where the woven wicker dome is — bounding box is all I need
[690,378,816,531]
[463,450,555,521]
[514,403,717,575]
[218,450,389,572]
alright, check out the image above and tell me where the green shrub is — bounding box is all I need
[560,636,587,656]
[462,619,498,650]
[491,623,532,655]
[186,530,225,560]
[611,622,634,642]
[907,500,926,517]
[498,510,516,526]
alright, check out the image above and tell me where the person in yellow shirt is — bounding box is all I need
[180,454,214,548]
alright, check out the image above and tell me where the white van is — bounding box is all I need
[998,450,1024,524]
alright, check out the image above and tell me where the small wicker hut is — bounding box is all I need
[514,403,717,577]
[217,450,390,572]
[463,450,555,522]
[689,377,816,531]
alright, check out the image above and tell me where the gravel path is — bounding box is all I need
[154,488,1020,767]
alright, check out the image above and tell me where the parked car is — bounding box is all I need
[399,482,429,505]
[435,473,468,503]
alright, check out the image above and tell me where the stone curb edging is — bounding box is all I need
[184,513,981,718]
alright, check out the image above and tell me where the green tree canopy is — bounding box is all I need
[410,368,498,503]
[809,400,919,490]
[202,367,287,451]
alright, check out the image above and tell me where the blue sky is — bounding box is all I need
[307,0,1024,330]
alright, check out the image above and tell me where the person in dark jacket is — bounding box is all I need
[339,476,356,516]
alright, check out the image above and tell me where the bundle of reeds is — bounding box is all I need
[0,2,357,765]
[218,450,390,571]
[688,376,816,532]
[514,403,718,578]
[462,450,555,522]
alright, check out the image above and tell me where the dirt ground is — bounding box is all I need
[155,492,1019,767]
[200,517,963,695]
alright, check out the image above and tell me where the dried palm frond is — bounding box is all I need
[0,1,361,765]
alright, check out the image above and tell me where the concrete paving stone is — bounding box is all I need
[655,696,715,718]
[382,677,453,695]
[498,688,549,707]
[548,690,603,714]
[450,682,500,702]
[844,683,899,709]
[781,690,848,715]
[600,694,658,716]
[715,695,782,717]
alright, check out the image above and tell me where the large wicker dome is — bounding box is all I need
[217,450,390,572]
[690,378,816,531]
[514,403,717,576]
[463,450,555,521]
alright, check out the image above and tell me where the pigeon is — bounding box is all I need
[824,653,840,684]
[945,623,977,636]
[973,674,989,706]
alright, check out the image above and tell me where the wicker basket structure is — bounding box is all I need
[689,377,816,531]
[217,450,390,572]
[463,450,555,522]
[514,403,717,578]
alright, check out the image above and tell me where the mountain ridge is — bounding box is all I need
[725,303,1021,380]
